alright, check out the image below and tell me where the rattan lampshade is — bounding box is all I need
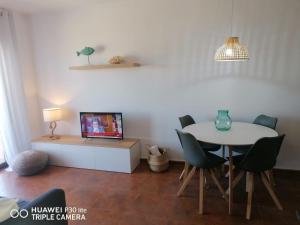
[215,37,249,61]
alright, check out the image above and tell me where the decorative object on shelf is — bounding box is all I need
[108,56,124,64]
[215,110,232,131]
[215,0,249,61]
[147,145,169,172]
[76,46,95,64]
[43,108,62,140]
[69,62,140,70]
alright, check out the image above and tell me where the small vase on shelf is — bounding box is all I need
[215,110,232,131]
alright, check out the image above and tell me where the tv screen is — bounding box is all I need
[80,112,123,139]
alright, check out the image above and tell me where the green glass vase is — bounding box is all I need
[215,110,232,131]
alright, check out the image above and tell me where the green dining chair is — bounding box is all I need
[231,114,278,184]
[254,114,278,129]
[178,115,221,180]
[179,115,196,129]
[232,114,278,154]
[229,135,285,220]
[175,129,227,214]
[179,115,221,152]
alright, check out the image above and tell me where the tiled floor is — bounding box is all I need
[0,161,299,225]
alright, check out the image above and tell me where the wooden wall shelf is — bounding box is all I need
[69,63,140,70]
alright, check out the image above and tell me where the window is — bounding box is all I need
[0,132,6,168]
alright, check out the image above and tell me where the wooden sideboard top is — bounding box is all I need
[32,135,140,149]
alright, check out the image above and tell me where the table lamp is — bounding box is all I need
[43,108,62,140]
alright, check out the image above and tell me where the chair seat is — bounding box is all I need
[231,154,271,173]
[199,141,221,152]
[202,153,226,169]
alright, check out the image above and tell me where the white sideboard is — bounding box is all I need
[31,135,141,173]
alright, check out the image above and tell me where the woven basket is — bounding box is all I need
[147,147,169,172]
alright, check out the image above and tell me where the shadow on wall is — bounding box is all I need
[123,113,154,157]
[164,0,300,91]
[61,108,76,122]
[123,113,152,139]
[167,61,300,93]
[92,45,105,61]
[94,45,105,53]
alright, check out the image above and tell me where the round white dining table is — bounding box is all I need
[182,121,278,215]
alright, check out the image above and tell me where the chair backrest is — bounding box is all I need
[179,115,196,129]
[175,129,207,167]
[253,114,278,130]
[239,135,285,172]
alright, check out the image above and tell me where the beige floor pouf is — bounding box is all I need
[12,150,49,176]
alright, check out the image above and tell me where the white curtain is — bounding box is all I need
[0,9,31,166]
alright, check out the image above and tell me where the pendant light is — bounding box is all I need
[215,0,249,61]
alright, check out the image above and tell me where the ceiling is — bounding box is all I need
[0,0,105,14]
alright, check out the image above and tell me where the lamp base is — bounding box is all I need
[48,121,59,140]
[48,135,60,140]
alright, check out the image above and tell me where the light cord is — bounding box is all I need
[230,0,234,36]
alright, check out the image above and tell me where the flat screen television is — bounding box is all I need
[80,112,123,140]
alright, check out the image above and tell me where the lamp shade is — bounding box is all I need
[43,108,62,122]
[215,37,249,61]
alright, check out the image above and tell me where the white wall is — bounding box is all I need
[30,0,300,170]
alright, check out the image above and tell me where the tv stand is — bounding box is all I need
[31,135,141,173]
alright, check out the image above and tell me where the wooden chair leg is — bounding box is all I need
[225,171,245,194]
[179,168,185,181]
[214,166,222,179]
[264,170,271,181]
[246,172,254,220]
[228,146,234,215]
[177,166,196,196]
[209,169,228,201]
[225,165,235,178]
[246,172,252,192]
[269,170,276,186]
[264,170,276,186]
[260,172,283,210]
[179,161,189,181]
[204,170,210,190]
[199,168,204,215]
